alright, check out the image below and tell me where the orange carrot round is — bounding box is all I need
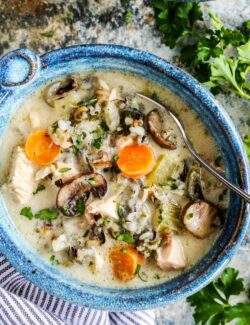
[25,130,60,166]
[110,244,144,282]
[117,144,156,179]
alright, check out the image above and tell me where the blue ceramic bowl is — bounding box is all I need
[0,45,249,311]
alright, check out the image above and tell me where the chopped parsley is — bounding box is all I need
[102,218,110,226]
[124,10,133,24]
[20,207,58,221]
[76,134,84,147]
[72,145,79,155]
[50,255,59,265]
[87,178,96,186]
[92,137,102,149]
[66,11,74,23]
[120,247,128,253]
[33,184,46,195]
[116,232,135,244]
[243,135,250,162]
[51,121,58,133]
[59,167,72,173]
[100,120,109,131]
[35,209,58,221]
[135,264,148,282]
[113,155,119,162]
[41,31,54,38]
[77,97,97,107]
[187,213,194,219]
[154,274,161,280]
[92,124,107,149]
[20,207,33,220]
[170,183,178,190]
[117,206,126,218]
[76,198,85,215]
[83,229,89,238]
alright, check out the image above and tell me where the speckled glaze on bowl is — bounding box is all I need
[0,45,249,311]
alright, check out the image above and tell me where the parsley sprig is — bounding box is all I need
[187,267,250,324]
[152,2,250,99]
[20,207,58,221]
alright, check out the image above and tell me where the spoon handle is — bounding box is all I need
[136,93,250,204]
[186,139,250,203]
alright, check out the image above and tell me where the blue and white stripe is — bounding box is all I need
[0,255,155,325]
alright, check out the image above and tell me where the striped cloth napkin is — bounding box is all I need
[0,255,155,325]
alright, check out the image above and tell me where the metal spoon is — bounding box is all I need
[136,92,250,203]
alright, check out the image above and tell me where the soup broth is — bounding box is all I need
[0,71,227,288]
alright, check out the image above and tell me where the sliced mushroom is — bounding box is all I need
[56,173,107,216]
[186,166,204,201]
[44,77,78,107]
[156,236,187,270]
[183,200,220,238]
[147,109,177,149]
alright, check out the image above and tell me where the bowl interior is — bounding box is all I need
[0,45,249,311]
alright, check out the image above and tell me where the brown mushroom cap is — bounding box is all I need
[56,173,107,216]
[146,109,177,150]
[182,200,220,238]
[44,77,78,107]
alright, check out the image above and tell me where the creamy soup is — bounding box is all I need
[0,72,228,288]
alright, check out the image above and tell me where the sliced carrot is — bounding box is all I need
[25,130,60,166]
[117,144,156,179]
[110,243,144,282]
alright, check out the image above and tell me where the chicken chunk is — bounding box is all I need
[52,234,69,252]
[183,200,219,238]
[85,196,118,225]
[156,236,187,270]
[8,146,36,204]
[77,248,104,272]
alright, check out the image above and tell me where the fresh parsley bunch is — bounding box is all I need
[153,1,202,49]
[187,267,250,324]
[152,1,250,99]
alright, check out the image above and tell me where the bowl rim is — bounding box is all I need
[0,44,249,311]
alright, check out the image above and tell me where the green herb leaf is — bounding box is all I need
[120,247,128,253]
[77,97,97,107]
[87,177,96,186]
[92,137,102,149]
[59,167,72,173]
[20,207,33,220]
[50,255,59,265]
[116,232,135,244]
[117,206,126,218]
[152,2,250,99]
[187,267,248,324]
[41,31,54,38]
[135,264,148,282]
[154,273,160,280]
[187,213,193,219]
[66,11,74,23]
[153,2,202,49]
[124,10,133,24]
[33,184,46,195]
[102,218,110,226]
[76,198,85,215]
[72,145,79,155]
[244,135,250,161]
[35,208,58,221]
